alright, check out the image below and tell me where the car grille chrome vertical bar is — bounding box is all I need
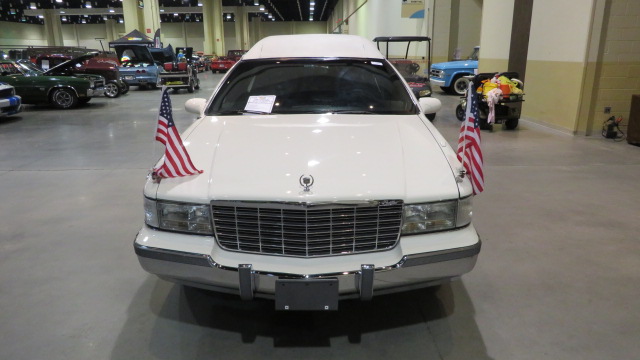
[211,200,403,257]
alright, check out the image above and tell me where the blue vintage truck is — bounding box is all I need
[429,46,479,95]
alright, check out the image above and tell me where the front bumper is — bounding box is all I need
[87,87,105,97]
[134,225,481,300]
[430,77,446,87]
[121,74,158,86]
[0,95,23,117]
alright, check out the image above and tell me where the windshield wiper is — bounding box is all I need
[214,110,272,115]
[330,110,379,114]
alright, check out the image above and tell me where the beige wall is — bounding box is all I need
[478,0,513,73]
[522,0,595,133]
[581,0,640,134]
[0,21,47,46]
[454,0,482,60]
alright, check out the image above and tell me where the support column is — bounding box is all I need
[105,19,118,44]
[43,9,64,46]
[203,0,225,56]
[122,0,143,33]
[235,6,249,50]
[141,0,161,38]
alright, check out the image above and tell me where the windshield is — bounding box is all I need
[15,61,44,76]
[207,59,418,115]
[468,47,479,60]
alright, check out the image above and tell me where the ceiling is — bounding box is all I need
[0,0,339,25]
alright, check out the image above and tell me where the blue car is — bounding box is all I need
[115,45,162,90]
[429,46,479,95]
[0,82,23,117]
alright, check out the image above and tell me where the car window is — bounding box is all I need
[207,59,418,115]
[0,63,23,75]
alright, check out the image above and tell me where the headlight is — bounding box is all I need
[144,198,213,235]
[401,197,472,235]
[418,89,432,97]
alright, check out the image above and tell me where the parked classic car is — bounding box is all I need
[430,46,479,95]
[135,34,478,311]
[0,82,23,117]
[210,49,247,73]
[35,52,126,98]
[114,45,162,89]
[0,59,104,109]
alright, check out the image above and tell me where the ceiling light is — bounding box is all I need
[197,2,202,6]
[38,15,44,18]
[85,2,92,8]
[254,0,259,5]
[310,1,315,4]
[30,2,36,9]
[259,5,264,11]
[62,16,67,21]
[119,18,123,23]
[109,8,114,12]
[56,0,63,2]
[82,19,86,23]
[59,10,65,13]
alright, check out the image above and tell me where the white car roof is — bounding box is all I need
[243,34,385,60]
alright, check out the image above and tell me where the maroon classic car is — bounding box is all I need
[209,49,247,73]
[36,52,128,98]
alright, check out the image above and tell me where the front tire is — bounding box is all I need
[50,88,78,109]
[104,82,120,98]
[455,104,466,121]
[505,118,519,130]
[187,81,195,93]
[120,82,130,94]
[451,75,470,96]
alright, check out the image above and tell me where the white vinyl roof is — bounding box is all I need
[243,34,385,60]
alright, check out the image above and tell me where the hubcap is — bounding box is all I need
[105,83,118,97]
[455,78,469,94]
[54,90,72,107]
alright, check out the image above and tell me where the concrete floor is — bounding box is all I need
[1,73,639,360]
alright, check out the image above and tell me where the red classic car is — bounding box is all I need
[210,50,247,73]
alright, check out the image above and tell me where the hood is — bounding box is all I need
[44,52,99,75]
[150,114,461,204]
[431,59,478,71]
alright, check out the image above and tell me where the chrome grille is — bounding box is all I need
[430,69,443,78]
[211,201,403,257]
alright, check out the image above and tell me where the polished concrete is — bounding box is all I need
[1,74,639,360]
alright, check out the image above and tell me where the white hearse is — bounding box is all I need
[135,34,480,311]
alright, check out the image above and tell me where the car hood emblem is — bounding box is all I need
[299,175,314,192]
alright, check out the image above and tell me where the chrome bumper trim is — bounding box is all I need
[429,78,446,87]
[133,238,481,277]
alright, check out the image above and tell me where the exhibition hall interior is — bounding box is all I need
[1,0,639,359]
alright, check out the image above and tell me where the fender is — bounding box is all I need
[47,85,80,99]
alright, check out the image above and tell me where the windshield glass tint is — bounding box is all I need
[207,59,417,115]
[16,61,43,75]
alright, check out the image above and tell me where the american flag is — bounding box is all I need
[153,87,202,178]
[457,82,484,195]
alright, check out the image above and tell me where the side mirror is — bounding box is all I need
[418,97,442,115]
[185,98,207,115]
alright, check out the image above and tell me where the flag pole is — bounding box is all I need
[460,81,472,174]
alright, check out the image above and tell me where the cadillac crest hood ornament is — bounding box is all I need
[299,175,314,192]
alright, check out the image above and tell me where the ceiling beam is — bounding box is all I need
[23,6,264,16]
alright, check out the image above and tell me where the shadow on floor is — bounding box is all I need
[110,277,493,360]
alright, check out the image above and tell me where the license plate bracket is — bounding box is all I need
[275,278,339,311]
